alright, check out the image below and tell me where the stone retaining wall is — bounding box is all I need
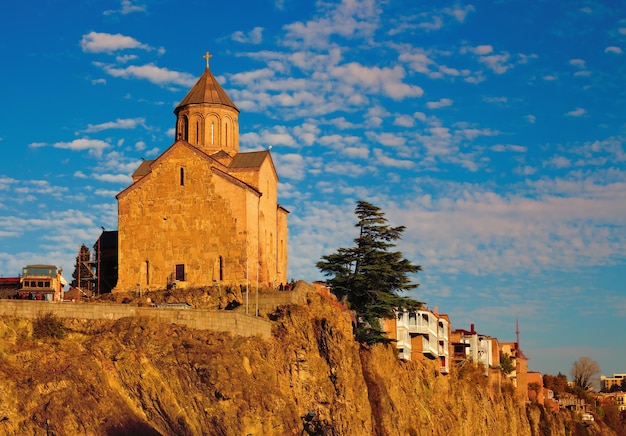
[0,300,272,338]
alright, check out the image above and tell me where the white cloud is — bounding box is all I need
[569,58,586,68]
[330,63,423,100]
[81,118,147,133]
[282,0,380,48]
[241,127,298,149]
[145,147,160,157]
[546,156,571,168]
[472,45,493,55]
[100,63,197,87]
[491,144,527,153]
[447,5,475,23]
[232,27,264,44]
[94,189,122,197]
[479,53,512,74]
[566,107,587,117]
[373,148,413,168]
[394,114,415,127]
[29,138,110,158]
[93,173,133,183]
[274,153,307,181]
[80,32,152,53]
[116,54,139,63]
[398,50,435,74]
[103,0,146,15]
[426,98,453,109]
[367,132,406,148]
[293,123,320,146]
[604,46,622,54]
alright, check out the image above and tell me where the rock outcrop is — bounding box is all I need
[0,283,614,435]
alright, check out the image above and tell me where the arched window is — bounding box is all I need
[195,121,200,145]
[219,256,224,281]
[180,167,185,186]
[225,123,228,147]
[180,116,189,141]
[211,122,215,144]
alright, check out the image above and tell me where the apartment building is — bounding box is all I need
[384,307,451,374]
[450,324,500,375]
[601,373,626,392]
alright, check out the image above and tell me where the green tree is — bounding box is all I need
[316,201,423,344]
[500,351,515,374]
[570,356,601,390]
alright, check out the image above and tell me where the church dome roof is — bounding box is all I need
[175,66,239,113]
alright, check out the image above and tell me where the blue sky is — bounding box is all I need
[1,0,625,378]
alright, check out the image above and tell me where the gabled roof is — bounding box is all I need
[118,140,265,200]
[175,67,239,112]
[132,160,154,179]
[229,150,270,169]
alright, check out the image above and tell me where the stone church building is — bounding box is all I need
[113,61,288,292]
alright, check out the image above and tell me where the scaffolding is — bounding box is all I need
[74,244,97,295]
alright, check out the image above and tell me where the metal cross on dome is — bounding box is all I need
[203,51,213,69]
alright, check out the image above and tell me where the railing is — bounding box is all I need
[407,313,438,337]
[438,327,449,341]
[438,343,449,356]
[422,336,438,357]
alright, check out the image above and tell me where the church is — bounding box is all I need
[112,57,289,292]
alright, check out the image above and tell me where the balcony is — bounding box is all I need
[398,348,412,361]
[421,336,439,358]
[438,342,449,357]
[407,312,438,338]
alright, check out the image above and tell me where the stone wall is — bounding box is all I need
[0,300,271,338]
[239,286,308,314]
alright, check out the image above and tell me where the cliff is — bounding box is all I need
[0,282,614,435]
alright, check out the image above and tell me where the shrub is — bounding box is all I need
[33,312,66,339]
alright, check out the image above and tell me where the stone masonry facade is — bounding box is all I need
[114,63,288,292]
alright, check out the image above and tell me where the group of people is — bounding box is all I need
[277,280,296,291]
[12,292,49,300]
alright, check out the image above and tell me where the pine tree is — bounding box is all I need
[317,201,423,344]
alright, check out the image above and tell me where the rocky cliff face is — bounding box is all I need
[0,283,614,435]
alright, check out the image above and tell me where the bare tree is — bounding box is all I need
[570,356,601,389]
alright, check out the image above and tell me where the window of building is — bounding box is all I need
[211,122,214,144]
[181,116,189,141]
[38,281,44,287]
[146,260,150,285]
[225,123,228,146]
[175,264,185,282]
[180,167,185,186]
[219,256,224,281]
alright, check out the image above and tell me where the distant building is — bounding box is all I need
[450,324,500,375]
[527,371,546,404]
[19,264,66,301]
[500,340,529,405]
[601,373,626,392]
[383,307,450,374]
[0,276,21,298]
